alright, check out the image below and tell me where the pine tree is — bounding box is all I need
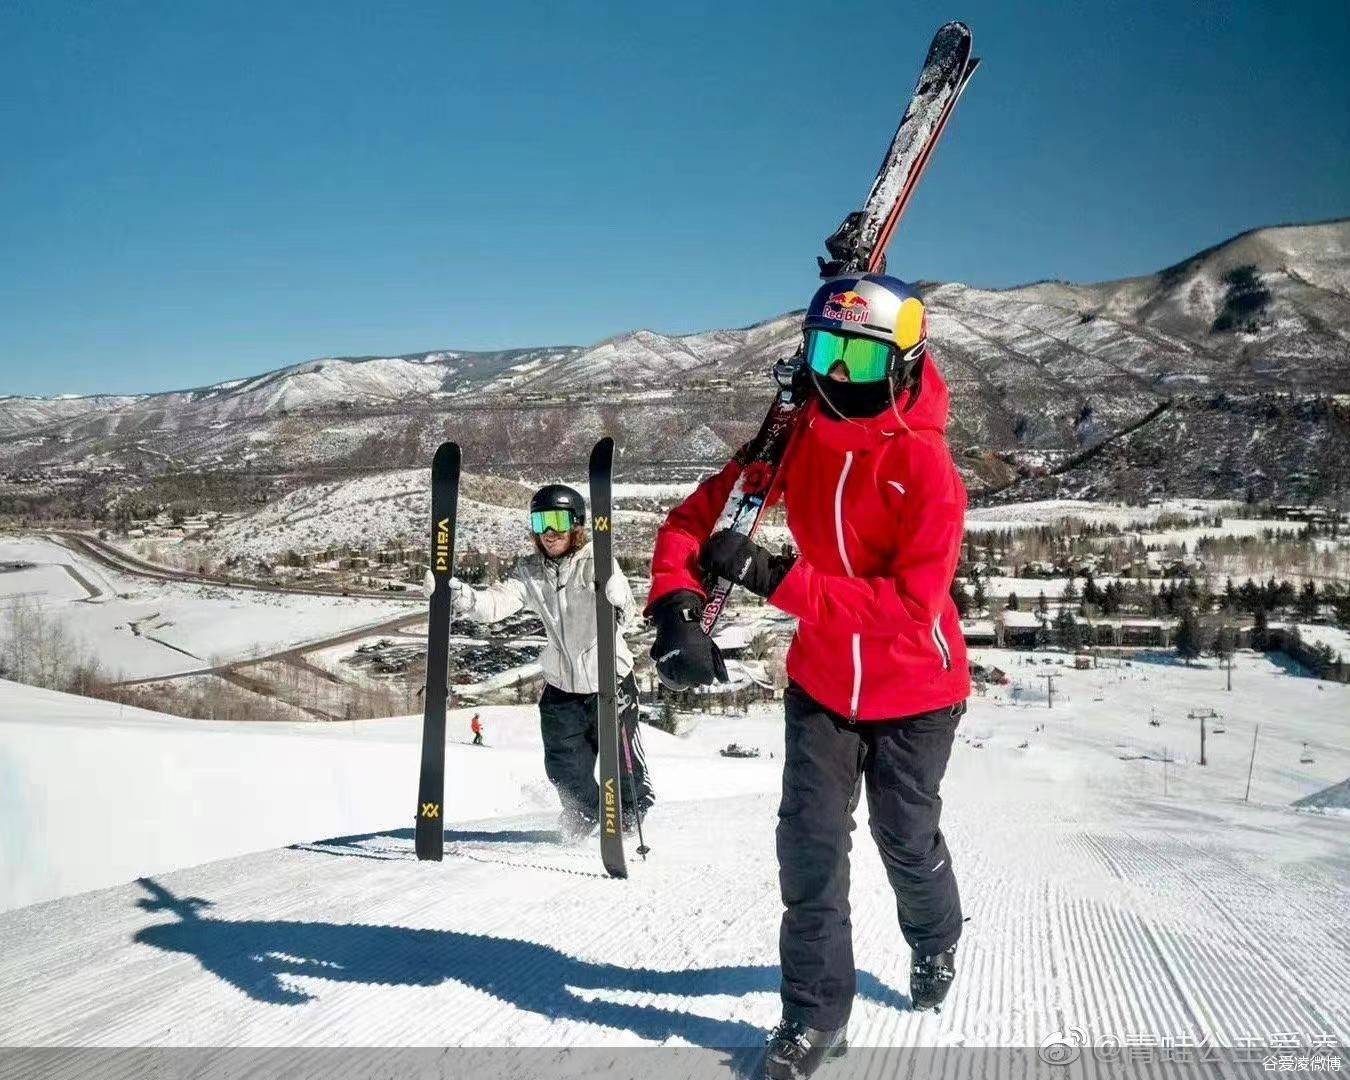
[1054,608,1081,651]
[1252,606,1269,651]
[1175,607,1203,664]
[1238,578,1259,614]
[1214,624,1237,659]
[1298,581,1319,621]
[1061,576,1079,606]
[1082,572,1100,609]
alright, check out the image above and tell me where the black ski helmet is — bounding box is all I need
[530,483,586,527]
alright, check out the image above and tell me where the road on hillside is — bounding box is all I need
[48,529,413,602]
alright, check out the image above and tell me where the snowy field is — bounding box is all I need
[964,499,1239,533]
[0,535,417,679]
[1,649,1346,1060]
[1135,518,1309,548]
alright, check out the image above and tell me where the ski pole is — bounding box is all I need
[620,719,650,858]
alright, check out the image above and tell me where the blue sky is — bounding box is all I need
[3,1,1348,397]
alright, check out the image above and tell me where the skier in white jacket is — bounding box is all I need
[447,483,654,836]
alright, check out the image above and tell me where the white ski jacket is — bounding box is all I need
[457,542,636,694]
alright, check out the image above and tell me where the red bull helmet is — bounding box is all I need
[803,274,928,385]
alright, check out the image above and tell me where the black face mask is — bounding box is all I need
[810,371,895,419]
[809,353,925,420]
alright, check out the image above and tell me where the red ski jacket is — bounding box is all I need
[648,356,970,721]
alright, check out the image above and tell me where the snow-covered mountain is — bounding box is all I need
[0,393,140,437]
[3,219,1347,500]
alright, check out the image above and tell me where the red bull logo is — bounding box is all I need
[822,290,869,325]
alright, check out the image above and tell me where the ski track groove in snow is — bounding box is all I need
[1151,834,1342,1038]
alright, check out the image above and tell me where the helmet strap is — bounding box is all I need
[887,350,924,428]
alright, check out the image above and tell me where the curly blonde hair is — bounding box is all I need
[533,524,588,558]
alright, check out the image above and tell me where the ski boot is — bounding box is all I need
[910,946,957,1011]
[761,1018,847,1080]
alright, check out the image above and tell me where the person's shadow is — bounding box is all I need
[132,874,909,1055]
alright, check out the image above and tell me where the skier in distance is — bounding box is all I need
[439,484,654,837]
[646,275,970,1079]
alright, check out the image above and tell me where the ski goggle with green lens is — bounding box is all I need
[805,328,894,383]
[530,509,575,535]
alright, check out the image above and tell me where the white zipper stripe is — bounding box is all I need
[850,633,863,716]
[932,618,952,670]
[834,451,863,716]
[833,452,856,578]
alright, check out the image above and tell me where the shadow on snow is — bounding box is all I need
[131,877,910,1052]
[293,827,567,862]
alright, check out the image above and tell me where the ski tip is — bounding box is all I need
[432,441,460,467]
[589,436,615,472]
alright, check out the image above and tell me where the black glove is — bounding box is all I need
[701,530,797,600]
[648,590,729,691]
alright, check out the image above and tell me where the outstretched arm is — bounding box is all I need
[454,575,529,624]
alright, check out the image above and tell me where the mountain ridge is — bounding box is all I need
[3,219,1347,502]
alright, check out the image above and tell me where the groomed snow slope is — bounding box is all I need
[0,650,1346,1060]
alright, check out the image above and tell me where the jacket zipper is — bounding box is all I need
[834,451,863,719]
[550,556,577,690]
[931,616,952,671]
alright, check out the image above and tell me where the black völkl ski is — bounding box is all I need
[415,441,461,861]
[589,437,627,879]
[701,22,979,636]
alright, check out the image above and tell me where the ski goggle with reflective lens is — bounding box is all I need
[530,509,575,535]
[805,328,894,383]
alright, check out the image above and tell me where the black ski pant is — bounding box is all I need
[778,683,964,1029]
[538,672,654,822]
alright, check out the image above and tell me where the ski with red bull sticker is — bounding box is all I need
[701,21,978,636]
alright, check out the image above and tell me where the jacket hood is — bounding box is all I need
[806,351,952,454]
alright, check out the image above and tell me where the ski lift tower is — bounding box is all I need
[1188,708,1219,766]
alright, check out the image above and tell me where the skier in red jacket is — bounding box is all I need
[647,274,970,1078]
